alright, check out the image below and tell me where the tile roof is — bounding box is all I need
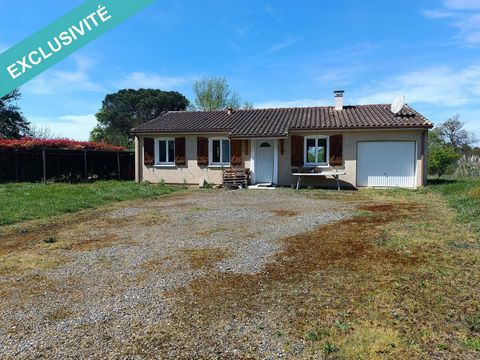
[131,104,432,138]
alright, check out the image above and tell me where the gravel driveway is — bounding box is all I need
[0,189,352,359]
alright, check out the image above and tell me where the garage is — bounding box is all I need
[357,141,417,188]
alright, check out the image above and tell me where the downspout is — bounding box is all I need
[134,135,142,183]
[422,130,428,186]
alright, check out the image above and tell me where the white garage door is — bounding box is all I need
[357,141,416,188]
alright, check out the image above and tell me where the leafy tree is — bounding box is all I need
[91,89,189,146]
[192,77,245,111]
[0,90,30,139]
[428,131,460,177]
[434,115,477,149]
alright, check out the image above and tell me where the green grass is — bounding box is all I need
[0,181,178,226]
[427,178,480,234]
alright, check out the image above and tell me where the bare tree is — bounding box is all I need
[243,101,254,110]
[434,115,477,148]
[29,124,61,139]
[192,77,243,111]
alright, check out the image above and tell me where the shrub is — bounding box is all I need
[428,145,459,177]
[0,137,125,151]
[455,155,480,178]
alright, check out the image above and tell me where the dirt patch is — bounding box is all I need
[270,210,301,217]
[469,187,480,198]
[69,234,122,251]
[44,307,76,322]
[182,248,230,270]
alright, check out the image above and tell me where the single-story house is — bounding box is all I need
[131,91,433,188]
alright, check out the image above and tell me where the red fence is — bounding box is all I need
[0,148,135,183]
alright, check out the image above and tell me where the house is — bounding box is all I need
[131,91,433,188]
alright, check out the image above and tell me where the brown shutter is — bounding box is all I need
[144,137,154,166]
[329,135,343,166]
[280,139,285,155]
[291,136,304,167]
[197,137,209,166]
[244,140,249,156]
[175,137,186,166]
[231,140,243,166]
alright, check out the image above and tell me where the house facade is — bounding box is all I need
[131,92,432,188]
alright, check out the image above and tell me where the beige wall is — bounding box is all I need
[278,129,426,188]
[137,134,247,185]
[136,129,427,188]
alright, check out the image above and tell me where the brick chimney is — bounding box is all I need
[334,90,344,111]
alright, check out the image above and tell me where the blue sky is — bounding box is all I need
[1,0,480,141]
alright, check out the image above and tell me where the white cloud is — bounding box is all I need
[255,98,331,109]
[24,55,104,95]
[425,2,480,45]
[28,114,97,141]
[423,9,456,18]
[112,72,188,90]
[23,54,190,95]
[452,14,480,45]
[443,0,480,10]
[356,65,480,106]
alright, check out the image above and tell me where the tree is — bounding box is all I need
[192,77,244,111]
[243,101,254,110]
[29,124,60,139]
[0,90,30,139]
[434,115,477,148]
[90,89,189,146]
[428,132,459,177]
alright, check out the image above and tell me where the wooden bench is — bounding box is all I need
[292,170,347,190]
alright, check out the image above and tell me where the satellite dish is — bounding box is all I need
[391,95,406,114]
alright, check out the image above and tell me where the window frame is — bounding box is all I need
[154,138,176,167]
[304,135,330,167]
[208,137,231,167]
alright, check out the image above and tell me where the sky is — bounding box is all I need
[1,0,480,141]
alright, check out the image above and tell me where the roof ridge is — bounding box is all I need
[163,103,394,114]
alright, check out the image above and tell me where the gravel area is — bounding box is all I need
[0,189,353,359]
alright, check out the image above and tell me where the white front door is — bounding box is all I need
[255,140,274,184]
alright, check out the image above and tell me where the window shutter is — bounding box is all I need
[329,135,343,166]
[291,136,304,167]
[231,140,243,166]
[175,137,186,166]
[244,140,249,156]
[280,139,285,155]
[144,137,154,166]
[197,137,209,166]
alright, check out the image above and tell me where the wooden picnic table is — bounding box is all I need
[292,170,347,190]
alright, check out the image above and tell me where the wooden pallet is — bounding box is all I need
[223,167,250,188]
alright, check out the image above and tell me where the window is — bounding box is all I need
[209,138,230,165]
[304,136,329,166]
[155,138,175,165]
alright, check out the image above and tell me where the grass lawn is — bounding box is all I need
[0,181,178,226]
[427,178,480,235]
